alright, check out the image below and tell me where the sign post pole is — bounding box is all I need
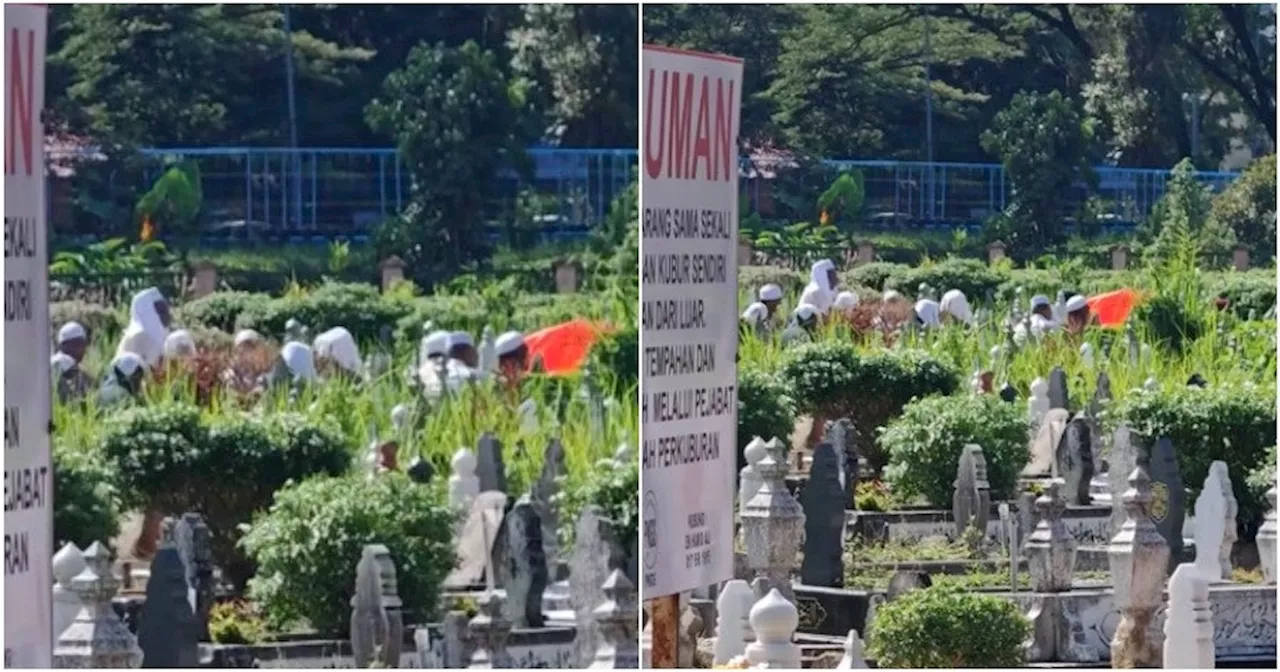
[640,43,744,668]
[4,3,53,668]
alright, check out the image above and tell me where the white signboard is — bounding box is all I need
[640,44,743,599]
[4,4,52,668]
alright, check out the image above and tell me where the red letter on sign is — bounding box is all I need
[6,28,35,177]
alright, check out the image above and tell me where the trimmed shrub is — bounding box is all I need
[1209,271,1277,320]
[99,404,352,586]
[737,368,796,471]
[590,324,639,393]
[177,291,273,333]
[236,282,414,344]
[880,394,1029,506]
[844,262,908,292]
[783,344,959,471]
[739,266,806,297]
[555,457,639,552]
[885,258,1007,302]
[1245,445,1277,512]
[1114,385,1276,539]
[867,583,1029,668]
[52,442,120,551]
[49,300,124,343]
[240,473,457,635]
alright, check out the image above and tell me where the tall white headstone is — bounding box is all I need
[1028,377,1050,431]
[640,42,744,600]
[1208,461,1238,580]
[449,448,480,513]
[4,5,53,667]
[711,580,752,665]
[1163,563,1214,669]
[1191,473,1227,582]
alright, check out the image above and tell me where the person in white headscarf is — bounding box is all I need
[940,289,974,326]
[882,289,905,305]
[832,290,860,318]
[1063,294,1096,335]
[1029,295,1058,336]
[800,259,839,315]
[57,322,90,364]
[313,327,363,379]
[234,329,263,351]
[914,299,942,329]
[98,352,146,407]
[741,302,769,329]
[279,341,318,383]
[781,303,820,346]
[420,330,450,364]
[117,288,171,368]
[163,329,197,361]
[758,284,784,320]
[495,330,528,384]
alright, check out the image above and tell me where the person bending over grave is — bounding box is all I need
[164,329,197,361]
[117,287,172,369]
[758,283,784,321]
[1063,294,1098,336]
[832,290,859,319]
[914,298,942,329]
[421,329,450,365]
[234,328,263,352]
[940,289,974,326]
[496,330,529,386]
[800,259,839,315]
[51,352,93,403]
[782,303,820,346]
[313,326,364,380]
[436,331,480,394]
[277,341,318,386]
[741,302,770,337]
[98,352,147,408]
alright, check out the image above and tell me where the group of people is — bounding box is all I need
[50,287,534,407]
[740,258,1098,344]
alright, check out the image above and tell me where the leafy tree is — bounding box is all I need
[135,161,203,238]
[365,40,531,284]
[508,4,637,147]
[980,90,1095,258]
[1144,158,1236,268]
[1211,154,1276,260]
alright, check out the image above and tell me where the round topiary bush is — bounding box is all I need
[783,344,959,471]
[880,394,1029,506]
[240,473,457,635]
[867,583,1030,668]
[1114,384,1276,540]
[177,291,274,333]
[737,368,796,471]
[883,258,1007,301]
[52,443,120,551]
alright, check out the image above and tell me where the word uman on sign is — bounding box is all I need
[643,66,737,182]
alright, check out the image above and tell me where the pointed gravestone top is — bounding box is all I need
[390,404,409,432]
[1047,367,1069,410]
[1192,471,1228,582]
[836,630,868,669]
[591,569,639,668]
[801,442,846,587]
[712,580,752,665]
[53,543,86,586]
[476,432,507,494]
[746,589,801,670]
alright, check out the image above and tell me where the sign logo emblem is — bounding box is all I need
[643,489,658,570]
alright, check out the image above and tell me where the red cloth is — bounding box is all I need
[523,319,612,375]
[1086,288,1141,328]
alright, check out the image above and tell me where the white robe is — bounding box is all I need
[116,287,168,368]
[800,259,836,314]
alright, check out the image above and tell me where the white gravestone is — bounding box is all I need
[744,589,801,670]
[1163,563,1214,669]
[1191,473,1227,583]
[835,630,868,669]
[712,580,752,665]
[449,448,481,513]
[1208,461,1238,580]
[52,543,86,642]
[738,437,769,514]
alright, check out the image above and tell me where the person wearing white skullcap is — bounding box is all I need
[914,299,942,328]
[495,330,528,382]
[758,284,784,319]
[164,329,197,360]
[420,330,450,363]
[1064,294,1095,334]
[448,331,479,368]
[1027,294,1058,337]
[51,351,91,403]
[313,327,363,378]
[741,302,769,328]
[117,287,171,368]
[800,259,839,315]
[832,290,860,317]
[882,289,905,305]
[57,321,89,363]
[98,352,147,407]
[940,289,974,326]
[234,329,263,350]
[781,303,820,346]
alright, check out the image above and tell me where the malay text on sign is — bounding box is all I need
[4,4,53,668]
[640,44,743,599]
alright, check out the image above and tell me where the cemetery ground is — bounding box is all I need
[45,236,640,668]
[691,247,1278,669]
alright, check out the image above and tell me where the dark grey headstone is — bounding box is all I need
[173,513,213,639]
[476,432,507,493]
[800,443,846,587]
[406,456,435,483]
[532,438,568,563]
[1147,436,1187,570]
[886,571,932,600]
[1187,373,1208,388]
[822,418,858,508]
[138,531,199,667]
[350,547,389,669]
[1057,416,1095,506]
[570,507,626,667]
[999,383,1017,403]
[493,497,549,628]
[952,446,990,538]
[1048,367,1070,411]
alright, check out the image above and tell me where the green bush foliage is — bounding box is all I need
[880,394,1029,506]
[867,583,1030,668]
[52,442,120,551]
[737,368,796,471]
[241,473,457,635]
[555,457,638,553]
[49,300,123,344]
[1211,154,1276,260]
[590,324,639,393]
[177,291,273,333]
[884,258,1006,302]
[1245,445,1277,512]
[99,404,351,586]
[1114,385,1277,539]
[235,282,414,344]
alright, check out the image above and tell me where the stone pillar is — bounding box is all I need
[53,541,142,668]
[589,569,639,669]
[1258,481,1277,584]
[467,591,513,669]
[836,630,868,669]
[190,260,218,298]
[712,580,752,665]
[740,439,805,603]
[1108,467,1169,668]
[737,235,754,268]
[1232,244,1249,271]
[553,260,580,294]
[1110,245,1129,271]
[744,589,801,669]
[439,611,473,669]
[379,256,407,293]
[1024,480,1077,592]
[738,437,769,516]
[1163,563,1214,669]
[53,543,86,643]
[855,241,875,267]
[987,241,1007,266]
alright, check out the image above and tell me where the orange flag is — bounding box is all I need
[1086,288,1141,328]
[523,319,614,375]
